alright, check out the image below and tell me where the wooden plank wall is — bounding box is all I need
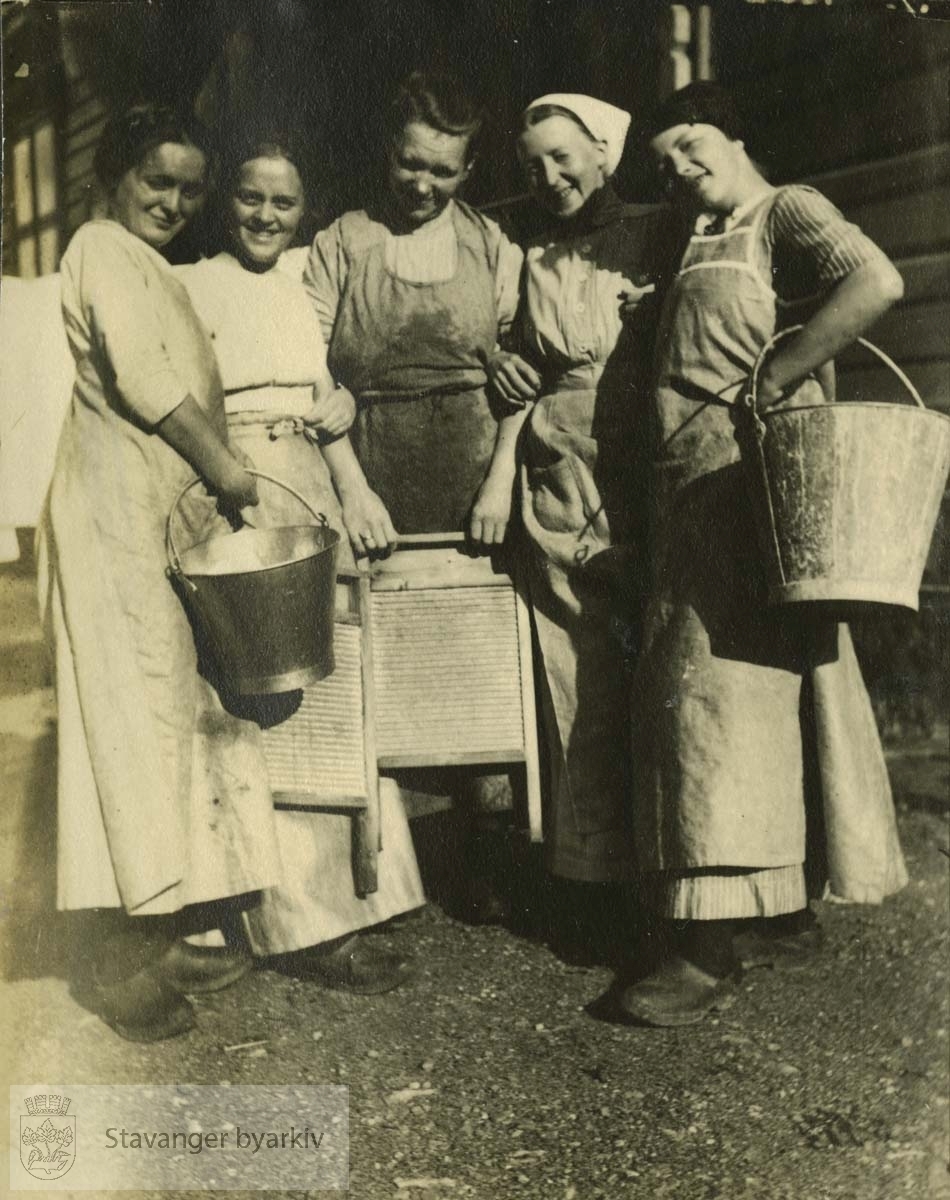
[60,77,109,241]
[824,144,950,422]
[715,2,950,726]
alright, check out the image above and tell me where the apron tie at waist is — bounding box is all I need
[548,365,606,392]
[268,417,321,444]
[227,413,322,445]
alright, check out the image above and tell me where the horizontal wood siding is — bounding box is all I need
[822,153,950,589]
[715,2,950,727]
[60,93,107,239]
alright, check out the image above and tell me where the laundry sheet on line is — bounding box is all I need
[0,273,73,559]
[0,248,319,561]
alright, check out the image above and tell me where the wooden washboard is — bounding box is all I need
[260,535,543,895]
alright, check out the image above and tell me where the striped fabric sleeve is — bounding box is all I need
[766,184,887,303]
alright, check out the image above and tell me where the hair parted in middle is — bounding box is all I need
[216,124,313,201]
[520,103,597,141]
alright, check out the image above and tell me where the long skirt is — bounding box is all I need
[521,387,642,882]
[227,421,425,954]
[38,419,279,915]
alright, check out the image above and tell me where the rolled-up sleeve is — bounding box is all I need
[493,230,524,345]
[65,225,189,427]
[302,221,347,347]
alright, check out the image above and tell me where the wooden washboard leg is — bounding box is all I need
[514,570,543,843]
[352,571,380,895]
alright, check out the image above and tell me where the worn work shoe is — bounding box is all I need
[158,940,253,994]
[79,919,195,1042]
[733,912,825,972]
[282,934,411,995]
[457,875,511,926]
[87,965,196,1043]
[618,956,738,1027]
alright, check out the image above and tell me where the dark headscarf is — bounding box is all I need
[645,82,745,143]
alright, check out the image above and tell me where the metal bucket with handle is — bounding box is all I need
[740,327,950,611]
[166,470,339,694]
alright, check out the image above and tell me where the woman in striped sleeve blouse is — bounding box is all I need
[620,83,908,1027]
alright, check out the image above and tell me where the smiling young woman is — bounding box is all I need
[386,118,473,228]
[515,110,608,220]
[36,103,272,1042]
[302,70,524,548]
[177,131,424,991]
[301,70,528,921]
[227,152,306,271]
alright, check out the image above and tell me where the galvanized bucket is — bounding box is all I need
[166,471,339,694]
[740,329,950,612]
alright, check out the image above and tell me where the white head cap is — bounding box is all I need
[523,93,632,177]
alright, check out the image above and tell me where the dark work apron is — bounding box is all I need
[326,203,500,533]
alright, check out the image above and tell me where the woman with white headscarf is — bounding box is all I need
[487,95,667,893]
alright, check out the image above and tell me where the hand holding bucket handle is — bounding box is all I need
[742,325,925,423]
[165,470,329,580]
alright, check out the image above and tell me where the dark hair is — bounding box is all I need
[93,102,208,192]
[217,127,311,202]
[520,103,597,142]
[645,82,744,144]
[387,70,483,154]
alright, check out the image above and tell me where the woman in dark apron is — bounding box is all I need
[621,83,907,1027]
[490,95,665,900]
[303,71,525,917]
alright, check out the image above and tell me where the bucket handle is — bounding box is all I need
[740,328,925,592]
[165,470,328,580]
[744,325,925,417]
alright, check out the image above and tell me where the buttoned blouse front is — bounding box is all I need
[519,208,661,389]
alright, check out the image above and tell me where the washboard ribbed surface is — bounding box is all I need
[261,622,366,798]
[371,587,526,764]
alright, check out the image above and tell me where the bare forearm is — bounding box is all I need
[156,396,239,491]
[485,406,532,483]
[322,435,371,497]
[322,435,398,552]
[760,260,903,399]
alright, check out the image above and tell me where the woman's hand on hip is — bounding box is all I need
[469,473,514,547]
[340,487,398,557]
[306,384,357,439]
[487,351,541,406]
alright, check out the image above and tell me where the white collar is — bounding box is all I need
[694,186,775,236]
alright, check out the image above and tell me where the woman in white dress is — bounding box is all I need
[179,130,424,991]
[37,103,277,1041]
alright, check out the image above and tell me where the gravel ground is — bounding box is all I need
[2,555,948,1200]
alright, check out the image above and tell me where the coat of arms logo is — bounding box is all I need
[19,1094,76,1180]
